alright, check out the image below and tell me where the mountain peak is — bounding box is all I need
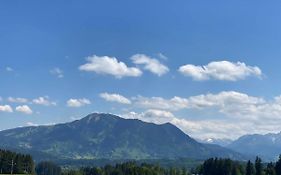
[77,113,121,124]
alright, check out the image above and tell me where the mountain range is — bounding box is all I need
[0,113,245,161]
[227,132,281,161]
[198,138,233,147]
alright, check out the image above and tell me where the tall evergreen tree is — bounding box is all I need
[265,162,276,175]
[255,157,263,175]
[246,160,255,175]
[276,155,281,175]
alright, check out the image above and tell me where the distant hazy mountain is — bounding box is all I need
[228,132,281,161]
[0,113,245,161]
[198,138,233,147]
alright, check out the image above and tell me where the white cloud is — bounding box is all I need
[0,105,13,113]
[7,97,28,103]
[100,92,131,104]
[26,122,38,126]
[16,105,33,114]
[133,91,266,116]
[131,54,169,76]
[32,97,56,106]
[79,55,142,78]
[123,109,175,124]
[124,91,281,139]
[187,91,264,115]
[0,97,2,101]
[133,96,188,111]
[121,109,281,139]
[50,68,64,78]
[178,61,262,81]
[67,98,91,107]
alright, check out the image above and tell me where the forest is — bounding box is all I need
[194,156,281,175]
[61,156,281,175]
[0,149,34,174]
[3,149,281,175]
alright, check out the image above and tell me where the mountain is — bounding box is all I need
[228,132,281,161]
[198,138,233,147]
[0,113,245,161]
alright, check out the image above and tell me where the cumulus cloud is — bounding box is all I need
[33,97,56,106]
[133,96,188,111]
[50,68,64,78]
[123,91,281,139]
[123,109,175,124]
[7,97,28,103]
[131,54,169,76]
[132,91,267,117]
[122,109,281,139]
[16,105,33,114]
[100,92,131,104]
[178,61,262,81]
[0,105,13,113]
[79,55,142,78]
[67,98,91,107]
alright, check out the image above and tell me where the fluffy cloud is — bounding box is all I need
[133,96,188,111]
[100,92,131,104]
[0,105,13,112]
[187,91,264,115]
[132,91,267,117]
[50,68,64,78]
[32,97,56,106]
[122,109,281,139]
[79,55,142,78]
[16,105,33,114]
[7,97,28,103]
[123,91,281,139]
[178,61,262,81]
[131,54,169,76]
[123,109,175,124]
[67,98,91,107]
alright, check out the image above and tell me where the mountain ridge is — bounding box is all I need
[228,132,281,161]
[0,113,245,161]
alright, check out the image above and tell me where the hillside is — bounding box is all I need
[0,113,245,161]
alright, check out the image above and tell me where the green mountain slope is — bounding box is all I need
[0,113,245,160]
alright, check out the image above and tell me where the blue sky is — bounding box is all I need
[1,0,281,139]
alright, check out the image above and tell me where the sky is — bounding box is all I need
[1,0,281,140]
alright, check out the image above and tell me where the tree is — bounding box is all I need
[0,149,34,174]
[276,155,281,175]
[36,161,61,175]
[246,160,255,175]
[255,156,263,175]
[265,162,276,175]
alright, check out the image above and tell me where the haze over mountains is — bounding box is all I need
[227,132,281,161]
[0,113,245,161]
[198,133,281,161]
[198,138,233,147]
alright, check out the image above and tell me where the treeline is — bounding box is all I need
[63,162,190,175]
[194,156,281,175]
[36,161,62,175]
[0,149,34,174]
